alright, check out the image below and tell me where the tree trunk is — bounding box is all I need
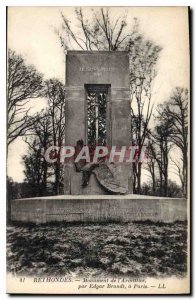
[163,171,168,197]
[54,164,60,195]
[42,160,48,195]
[132,164,137,193]
[152,163,156,195]
[137,163,141,194]
[182,151,187,197]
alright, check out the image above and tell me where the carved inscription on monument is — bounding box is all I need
[79,67,115,72]
[79,66,116,77]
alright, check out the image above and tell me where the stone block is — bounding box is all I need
[64,51,132,195]
[11,195,187,224]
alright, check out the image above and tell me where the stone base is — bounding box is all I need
[11,194,187,224]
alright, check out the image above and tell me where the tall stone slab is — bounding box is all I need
[64,51,132,194]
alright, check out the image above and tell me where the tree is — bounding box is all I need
[23,140,46,197]
[156,87,188,196]
[57,7,131,51]
[143,137,157,195]
[23,111,53,196]
[141,179,182,198]
[23,79,65,196]
[153,123,172,197]
[143,120,172,197]
[45,79,65,194]
[128,22,162,194]
[7,49,43,147]
[170,156,184,191]
[7,176,20,222]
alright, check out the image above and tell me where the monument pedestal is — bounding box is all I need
[11,195,187,224]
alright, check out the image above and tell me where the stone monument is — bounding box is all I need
[10,51,187,224]
[64,51,132,195]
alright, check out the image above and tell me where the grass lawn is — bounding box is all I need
[7,221,187,278]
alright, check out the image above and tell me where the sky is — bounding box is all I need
[7,6,189,184]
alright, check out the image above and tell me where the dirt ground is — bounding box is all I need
[7,221,187,278]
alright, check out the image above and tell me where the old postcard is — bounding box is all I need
[6,6,190,294]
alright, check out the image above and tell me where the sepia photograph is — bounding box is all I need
[6,5,190,294]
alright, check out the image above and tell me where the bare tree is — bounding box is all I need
[23,79,65,196]
[23,140,47,197]
[170,156,184,190]
[45,79,65,194]
[7,49,43,147]
[143,138,157,195]
[143,120,172,197]
[128,22,162,193]
[156,87,188,196]
[152,123,172,196]
[23,110,53,196]
[57,7,130,51]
